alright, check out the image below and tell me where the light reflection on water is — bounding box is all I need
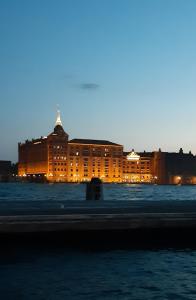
[1,182,196,202]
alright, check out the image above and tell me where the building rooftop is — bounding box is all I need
[123,151,153,157]
[69,139,122,146]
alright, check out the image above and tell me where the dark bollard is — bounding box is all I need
[86,177,103,200]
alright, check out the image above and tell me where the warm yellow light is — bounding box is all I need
[127,151,140,161]
[33,141,41,145]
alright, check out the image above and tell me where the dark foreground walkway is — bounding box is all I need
[1,200,196,234]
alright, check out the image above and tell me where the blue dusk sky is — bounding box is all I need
[1,0,196,162]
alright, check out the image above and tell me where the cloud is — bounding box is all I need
[79,83,100,90]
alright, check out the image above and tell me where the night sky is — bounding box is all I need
[1,0,196,162]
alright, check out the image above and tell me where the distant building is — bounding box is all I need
[18,112,196,184]
[152,149,196,184]
[68,139,123,182]
[123,151,152,183]
[0,160,12,182]
[18,111,123,183]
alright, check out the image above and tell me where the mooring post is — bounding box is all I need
[86,177,103,200]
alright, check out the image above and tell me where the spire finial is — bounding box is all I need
[55,108,62,127]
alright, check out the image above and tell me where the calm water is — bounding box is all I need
[1,182,196,202]
[1,183,196,299]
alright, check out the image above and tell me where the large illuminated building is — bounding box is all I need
[19,112,124,182]
[18,112,196,184]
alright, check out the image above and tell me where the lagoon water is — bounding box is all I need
[1,182,196,202]
[1,183,196,299]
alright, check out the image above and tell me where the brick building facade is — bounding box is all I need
[18,112,196,184]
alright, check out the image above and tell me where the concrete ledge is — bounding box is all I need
[1,200,196,247]
[1,212,196,233]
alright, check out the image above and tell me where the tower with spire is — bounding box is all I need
[55,110,63,127]
[52,110,69,138]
